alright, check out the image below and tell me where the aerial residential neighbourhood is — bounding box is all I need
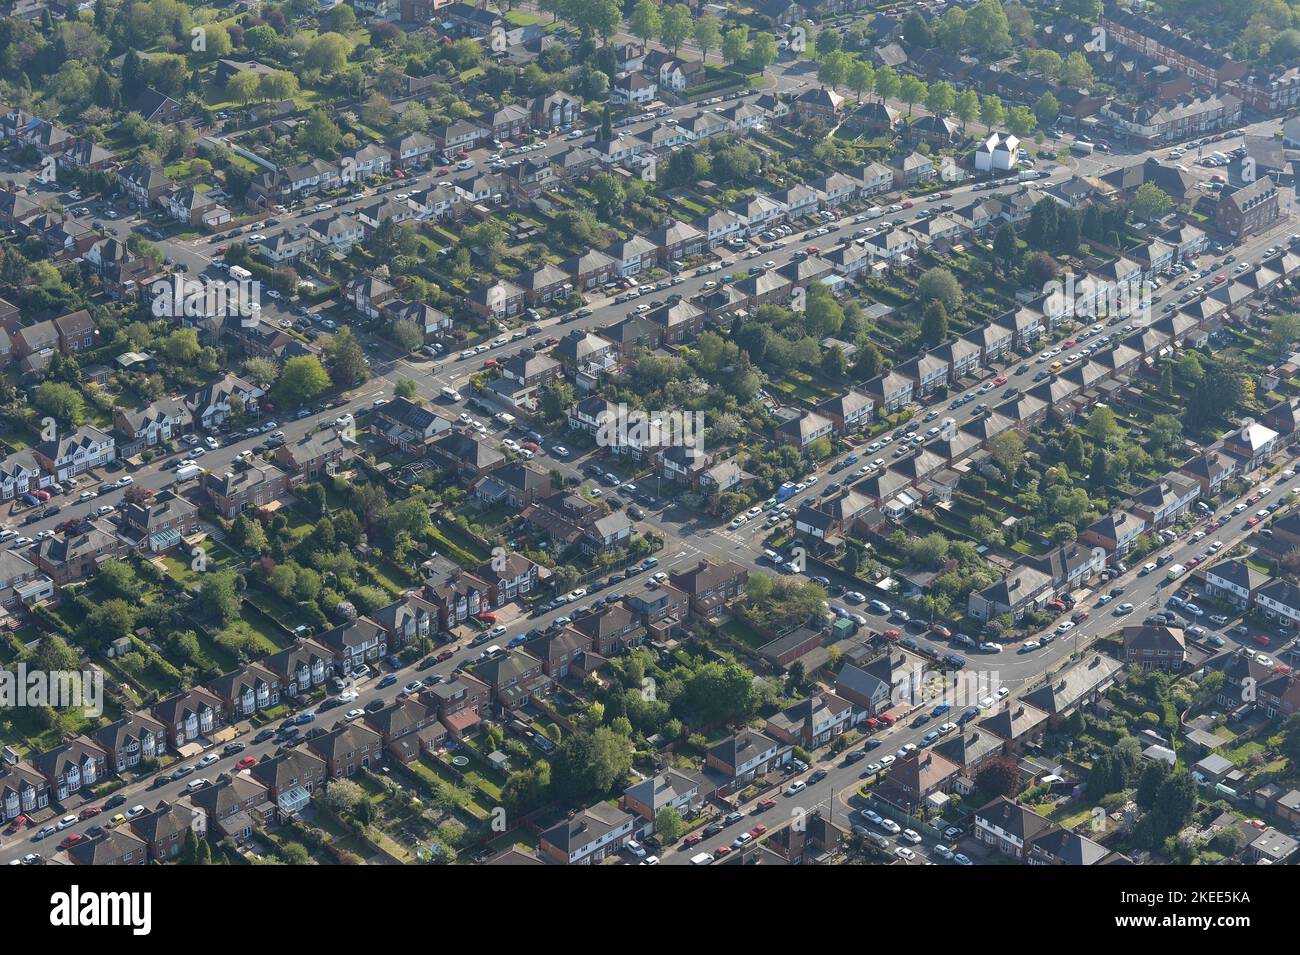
[0,0,1297,887]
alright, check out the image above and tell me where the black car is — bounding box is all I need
[844,750,867,764]
[151,774,171,788]
[319,697,342,712]
[85,824,105,837]
[222,742,246,756]
[103,794,127,810]
[808,769,828,784]
[703,822,724,838]
[417,656,437,671]
[253,728,276,744]
[364,698,386,713]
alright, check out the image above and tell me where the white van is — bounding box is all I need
[690,852,715,865]
[440,386,462,402]
[175,463,205,483]
[495,412,517,428]
[1166,563,1187,581]
[228,265,252,282]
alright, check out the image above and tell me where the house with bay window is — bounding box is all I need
[153,687,225,750]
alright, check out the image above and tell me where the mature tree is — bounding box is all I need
[966,0,1011,58]
[917,267,962,310]
[975,756,1021,800]
[1131,182,1173,222]
[814,49,848,88]
[874,65,900,103]
[847,58,875,104]
[655,807,685,842]
[953,88,980,134]
[1270,313,1300,355]
[275,355,331,406]
[694,15,722,63]
[898,75,927,117]
[299,109,342,156]
[980,93,1005,130]
[750,32,778,72]
[660,3,692,54]
[925,80,955,117]
[722,26,750,66]
[199,570,241,626]
[1033,91,1060,128]
[227,70,260,106]
[325,327,370,388]
[629,0,661,44]
[921,300,949,347]
[987,430,1025,475]
[305,32,353,74]
[993,222,1017,272]
[35,381,86,425]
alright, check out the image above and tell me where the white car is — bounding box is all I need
[551,446,570,457]
[784,780,806,796]
[895,847,916,862]
[933,844,955,860]
[996,687,1010,699]
[624,840,647,859]
[879,818,902,834]
[199,753,220,767]
[878,754,895,767]
[337,689,359,703]
[568,589,587,601]
[979,696,996,710]
[1022,639,1042,651]
[901,828,922,845]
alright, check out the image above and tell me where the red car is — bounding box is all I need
[805,245,819,254]
[685,832,704,845]
[930,623,952,638]
[865,717,879,729]
[477,612,496,624]
[901,200,913,208]
[237,756,257,769]
[878,713,897,727]
[1213,275,1226,284]
[1253,634,1271,647]
[1246,517,1260,527]
[756,798,777,812]
[436,648,456,662]
[882,629,901,642]
[78,806,101,820]
[749,824,767,837]
[1063,339,1076,348]
[58,833,84,850]
[939,192,952,199]
[3,815,28,834]
[714,844,732,857]
[993,375,1008,386]
[483,358,497,368]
